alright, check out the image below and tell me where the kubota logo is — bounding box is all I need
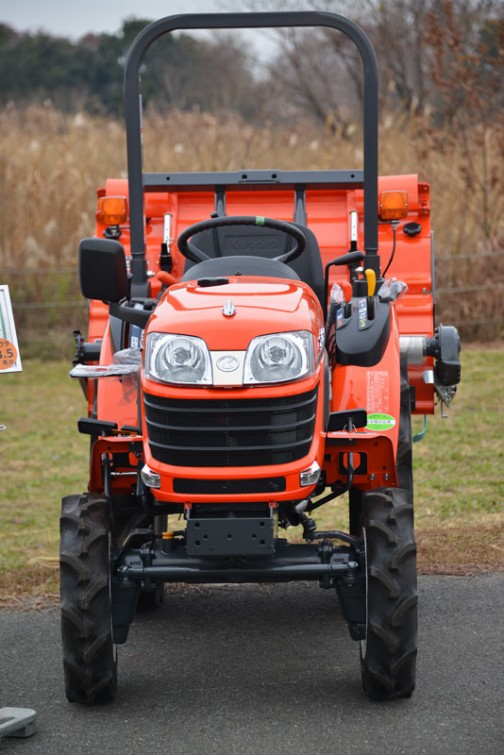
[216,356,239,372]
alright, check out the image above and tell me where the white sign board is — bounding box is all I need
[0,285,22,373]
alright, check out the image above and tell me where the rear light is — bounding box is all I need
[379,191,408,221]
[98,196,128,225]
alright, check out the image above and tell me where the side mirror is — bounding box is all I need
[79,238,128,302]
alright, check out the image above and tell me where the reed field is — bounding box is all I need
[0,104,502,358]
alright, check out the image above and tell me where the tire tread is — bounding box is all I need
[361,487,417,700]
[60,493,117,704]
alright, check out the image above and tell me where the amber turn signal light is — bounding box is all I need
[98,196,128,225]
[379,190,408,221]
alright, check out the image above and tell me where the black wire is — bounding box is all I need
[325,302,338,367]
[382,221,398,277]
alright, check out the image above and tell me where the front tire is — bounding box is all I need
[360,487,417,700]
[60,493,117,704]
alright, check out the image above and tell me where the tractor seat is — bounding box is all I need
[182,222,325,310]
[181,255,301,283]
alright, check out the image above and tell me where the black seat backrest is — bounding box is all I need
[182,223,325,310]
[181,255,302,283]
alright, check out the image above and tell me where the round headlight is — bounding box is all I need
[145,333,212,384]
[244,331,313,384]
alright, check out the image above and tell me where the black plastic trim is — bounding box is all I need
[109,302,153,328]
[328,409,367,431]
[173,477,286,495]
[78,417,118,436]
[144,388,318,467]
[336,299,390,367]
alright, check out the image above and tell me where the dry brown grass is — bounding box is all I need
[1,104,502,262]
[417,522,504,576]
[0,563,59,610]
[0,103,502,353]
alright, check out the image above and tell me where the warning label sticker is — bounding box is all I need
[366,370,389,413]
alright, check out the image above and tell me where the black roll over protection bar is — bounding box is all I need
[123,11,381,292]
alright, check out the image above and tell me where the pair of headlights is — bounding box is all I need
[145,331,318,386]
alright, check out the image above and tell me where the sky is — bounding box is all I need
[0,1,234,39]
[0,0,294,61]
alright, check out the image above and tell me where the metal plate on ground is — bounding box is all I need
[0,708,37,741]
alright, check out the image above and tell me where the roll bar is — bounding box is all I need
[124,12,380,288]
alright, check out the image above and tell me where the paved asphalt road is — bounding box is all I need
[1,574,502,755]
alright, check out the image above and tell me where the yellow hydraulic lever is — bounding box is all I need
[365,268,376,297]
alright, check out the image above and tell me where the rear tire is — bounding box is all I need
[360,486,417,700]
[60,493,117,704]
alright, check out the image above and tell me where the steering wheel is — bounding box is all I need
[177,215,306,266]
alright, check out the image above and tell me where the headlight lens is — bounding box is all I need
[244,331,314,384]
[145,333,212,385]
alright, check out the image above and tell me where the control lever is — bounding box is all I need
[365,268,376,319]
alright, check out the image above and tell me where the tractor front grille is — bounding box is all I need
[144,388,317,467]
[173,477,286,494]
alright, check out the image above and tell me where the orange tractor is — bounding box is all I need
[61,12,461,703]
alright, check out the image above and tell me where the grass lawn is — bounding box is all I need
[0,346,502,604]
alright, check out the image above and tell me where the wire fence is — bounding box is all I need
[2,253,502,358]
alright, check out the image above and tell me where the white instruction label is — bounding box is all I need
[366,370,389,413]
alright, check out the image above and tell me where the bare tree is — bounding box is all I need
[239,0,503,129]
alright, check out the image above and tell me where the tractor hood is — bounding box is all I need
[146,277,323,350]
